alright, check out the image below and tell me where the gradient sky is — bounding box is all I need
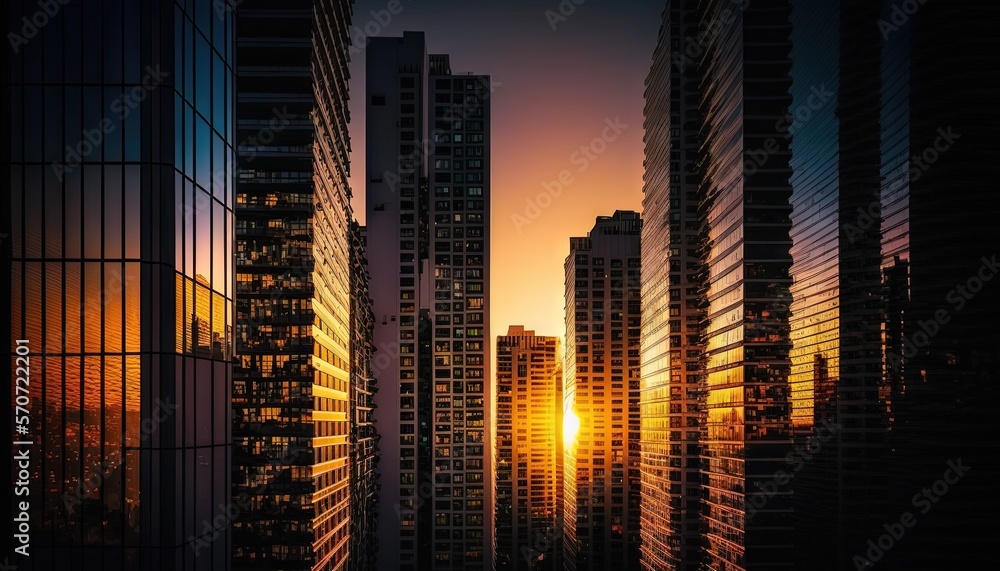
[348,0,663,341]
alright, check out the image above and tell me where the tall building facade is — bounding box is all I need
[642,1,999,569]
[694,2,796,569]
[366,31,493,571]
[233,0,358,568]
[875,1,1000,568]
[349,223,380,571]
[641,1,796,569]
[786,1,888,568]
[784,2,1000,568]
[495,327,563,571]
[639,2,705,569]
[563,211,642,571]
[4,0,236,569]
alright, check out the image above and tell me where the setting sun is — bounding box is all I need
[564,409,581,446]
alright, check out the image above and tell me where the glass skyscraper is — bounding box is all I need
[786,1,889,568]
[639,2,705,569]
[693,2,796,569]
[640,1,796,569]
[563,211,642,571]
[367,31,493,571]
[5,0,236,569]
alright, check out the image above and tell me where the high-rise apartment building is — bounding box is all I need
[639,2,705,569]
[366,31,493,571]
[641,1,796,569]
[4,0,236,569]
[563,211,642,571]
[233,1,359,568]
[495,327,563,571]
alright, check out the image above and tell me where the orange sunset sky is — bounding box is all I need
[347,0,662,342]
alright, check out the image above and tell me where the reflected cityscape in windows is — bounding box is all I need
[6,0,236,568]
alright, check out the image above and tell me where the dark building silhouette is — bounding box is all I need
[875,1,1000,569]
[349,223,380,571]
[644,0,1000,569]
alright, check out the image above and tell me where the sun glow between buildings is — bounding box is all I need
[564,409,581,446]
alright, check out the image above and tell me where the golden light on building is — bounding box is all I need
[495,326,564,570]
[563,408,581,446]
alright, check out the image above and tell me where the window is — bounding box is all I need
[371,95,386,106]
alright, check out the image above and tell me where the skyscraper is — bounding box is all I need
[785,1,889,568]
[495,326,563,571]
[4,0,236,568]
[366,31,493,571]
[874,1,1000,568]
[641,1,796,568]
[349,223,380,571]
[563,211,642,571]
[639,2,706,569]
[779,2,1000,568]
[233,0,358,568]
[694,2,797,568]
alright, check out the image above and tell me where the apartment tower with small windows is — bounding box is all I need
[563,211,642,571]
[367,31,493,571]
[495,326,564,571]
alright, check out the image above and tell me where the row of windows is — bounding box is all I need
[401,212,486,225]
[432,172,486,183]
[574,256,641,268]
[435,185,484,197]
